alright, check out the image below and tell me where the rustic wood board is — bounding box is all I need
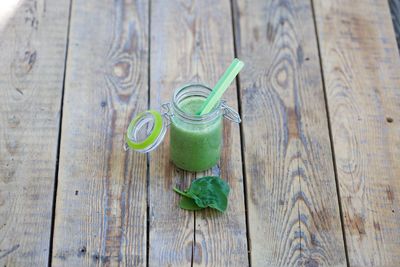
[232,0,347,265]
[313,0,400,266]
[149,0,248,266]
[51,0,149,265]
[0,0,70,265]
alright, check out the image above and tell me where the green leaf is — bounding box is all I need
[202,187,228,212]
[173,176,230,212]
[191,176,230,197]
[173,187,192,198]
[179,196,203,211]
[191,186,227,210]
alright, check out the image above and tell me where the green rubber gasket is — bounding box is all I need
[126,110,163,151]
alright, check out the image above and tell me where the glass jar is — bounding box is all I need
[124,84,241,172]
[170,84,223,171]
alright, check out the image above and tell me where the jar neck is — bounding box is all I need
[172,84,221,124]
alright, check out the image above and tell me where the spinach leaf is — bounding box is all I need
[173,176,230,212]
[173,187,203,211]
[190,176,230,197]
[179,196,203,211]
[173,187,192,198]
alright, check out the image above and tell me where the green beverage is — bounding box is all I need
[170,97,222,172]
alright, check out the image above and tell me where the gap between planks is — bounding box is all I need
[230,0,252,266]
[309,1,350,266]
[48,0,74,266]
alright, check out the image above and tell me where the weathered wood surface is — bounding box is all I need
[233,0,347,265]
[314,0,400,266]
[1,0,399,266]
[0,0,70,265]
[149,0,248,266]
[51,0,149,266]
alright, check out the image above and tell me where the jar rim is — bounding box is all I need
[172,83,222,123]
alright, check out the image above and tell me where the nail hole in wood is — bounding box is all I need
[386,117,393,123]
[75,190,79,196]
[305,57,310,61]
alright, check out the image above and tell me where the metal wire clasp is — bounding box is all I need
[123,142,129,151]
[221,101,241,123]
[161,102,174,126]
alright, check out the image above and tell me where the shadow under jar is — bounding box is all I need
[124,84,241,172]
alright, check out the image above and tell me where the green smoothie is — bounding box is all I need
[170,97,222,172]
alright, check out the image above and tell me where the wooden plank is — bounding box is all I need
[149,0,248,266]
[389,0,400,52]
[313,0,400,266]
[51,0,149,266]
[233,0,347,265]
[0,0,70,265]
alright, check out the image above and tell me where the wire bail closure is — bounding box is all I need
[221,101,241,124]
[161,102,173,126]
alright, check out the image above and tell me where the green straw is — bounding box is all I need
[197,58,244,115]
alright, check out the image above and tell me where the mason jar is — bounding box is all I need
[124,84,241,172]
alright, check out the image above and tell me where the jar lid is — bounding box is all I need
[125,110,167,153]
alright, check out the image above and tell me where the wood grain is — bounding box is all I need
[51,0,149,266]
[0,0,70,265]
[149,0,248,266]
[313,0,400,266]
[233,0,347,265]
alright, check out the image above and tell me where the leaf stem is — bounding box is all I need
[173,187,191,198]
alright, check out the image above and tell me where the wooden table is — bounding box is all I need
[1,0,399,266]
